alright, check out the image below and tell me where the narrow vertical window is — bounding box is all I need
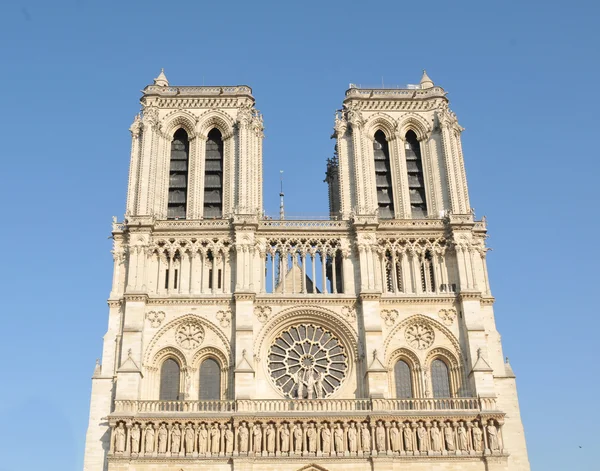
[373,130,394,218]
[431,359,451,397]
[394,360,413,398]
[204,129,223,218]
[159,358,181,400]
[199,358,221,400]
[168,129,189,220]
[405,130,427,218]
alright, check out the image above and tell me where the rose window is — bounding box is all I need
[175,321,205,350]
[404,322,435,350]
[268,324,348,399]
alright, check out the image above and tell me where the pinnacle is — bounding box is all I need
[420,69,434,89]
[153,68,169,87]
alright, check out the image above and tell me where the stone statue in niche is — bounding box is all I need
[472,421,483,452]
[361,423,371,452]
[376,421,385,452]
[403,424,413,452]
[457,422,469,452]
[225,423,234,454]
[114,423,126,453]
[171,424,181,453]
[130,424,141,454]
[390,422,401,452]
[487,420,500,451]
[334,423,344,453]
[444,423,455,451]
[294,424,303,453]
[184,423,194,454]
[307,423,317,453]
[144,424,155,453]
[417,422,428,452]
[198,424,208,454]
[266,424,275,453]
[253,424,262,453]
[210,424,220,454]
[321,424,331,453]
[348,422,358,453]
[430,422,442,452]
[307,371,316,399]
[280,423,290,453]
[158,423,168,453]
[238,422,249,453]
[315,371,324,399]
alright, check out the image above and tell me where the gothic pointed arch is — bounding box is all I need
[363,113,396,139]
[197,109,235,140]
[163,109,198,138]
[397,113,432,141]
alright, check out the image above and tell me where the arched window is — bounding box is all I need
[431,359,451,397]
[167,129,189,220]
[373,130,394,219]
[199,358,221,400]
[159,358,181,400]
[405,130,427,218]
[204,129,223,218]
[394,360,413,398]
[420,249,436,293]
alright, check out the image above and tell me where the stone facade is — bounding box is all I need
[83,70,530,471]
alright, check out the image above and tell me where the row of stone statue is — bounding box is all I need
[111,417,503,457]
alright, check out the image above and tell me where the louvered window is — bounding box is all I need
[204,129,223,218]
[431,359,451,398]
[394,360,413,398]
[373,131,394,219]
[199,358,221,400]
[159,358,181,400]
[405,130,428,218]
[167,129,189,220]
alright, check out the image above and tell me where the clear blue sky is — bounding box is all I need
[0,1,597,470]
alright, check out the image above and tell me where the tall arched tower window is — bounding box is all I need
[199,358,221,400]
[431,359,451,397]
[204,129,224,218]
[159,358,181,400]
[394,360,413,398]
[167,129,189,220]
[373,130,394,219]
[405,130,427,218]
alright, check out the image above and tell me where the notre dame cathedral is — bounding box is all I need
[83,70,530,471]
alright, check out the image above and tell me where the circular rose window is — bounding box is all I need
[267,324,348,399]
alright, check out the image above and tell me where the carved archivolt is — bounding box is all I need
[363,113,397,140]
[162,109,198,138]
[191,346,229,371]
[197,109,235,139]
[397,112,432,141]
[150,346,187,370]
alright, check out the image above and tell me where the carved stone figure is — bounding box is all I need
[198,424,208,454]
[315,371,324,399]
[307,423,317,452]
[144,424,155,454]
[376,421,385,452]
[253,424,262,453]
[130,424,141,454]
[171,424,181,453]
[294,370,305,398]
[487,420,500,451]
[458,423,469,452]
[294,424,303,453]
[158,424,168,453]
[321,425,331,453]
[280,424,290,453]
[184,424,194,454]
[361,423,371,452]
[114,423,126,453]
[225,423,234,454]
[306,370,316,399]
[348,423,358,453]
[444,423,455,451]
[472,422,483,452]
[210,424,220,454]
[417,423,428,452]
[390,422,401,452]
[266,424,275,453]
[238,422,249,453]
[403,424,413,452]
[431,422,442,452]
[334,423,344,453]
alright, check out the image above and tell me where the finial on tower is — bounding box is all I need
[420,69,434,89]
[279,170,285,220]
[153,68,169,87]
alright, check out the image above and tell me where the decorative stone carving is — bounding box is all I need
[238,422,249,453]
[487,420,500,451]
[403,424,413,452]
[444,423,455,451]
[417,422,428,452]
[341,304,356,320]
[253,424,262,453]
[472,421,483,452]
[361,423,371,452]
[280,423,290,453]
[267,324,348,399]
[184,423,194,454]
[380,309,399,327]
[266,424,276,453]
[114,423,126,453]
[375,421,385,452]
[175,321,205,350]
[216,309,232,328]
[348,422,358,453]
[199,424,208,454]
[390,422,401,452]
[334,423,344,453]
[438,308,457,326]
[225,423,234,454]
[254,305,272,323]
[158,423,168,453]
[321,424,331,454]
[431,422,442,452]
[210,424,220,454]
[130,423,141,454]
[171,424,181,453]
[144,424,155,454]
[293,424,303,453]
[146,311,165,328]
[405,322,435,350]
[457,422,469,452]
